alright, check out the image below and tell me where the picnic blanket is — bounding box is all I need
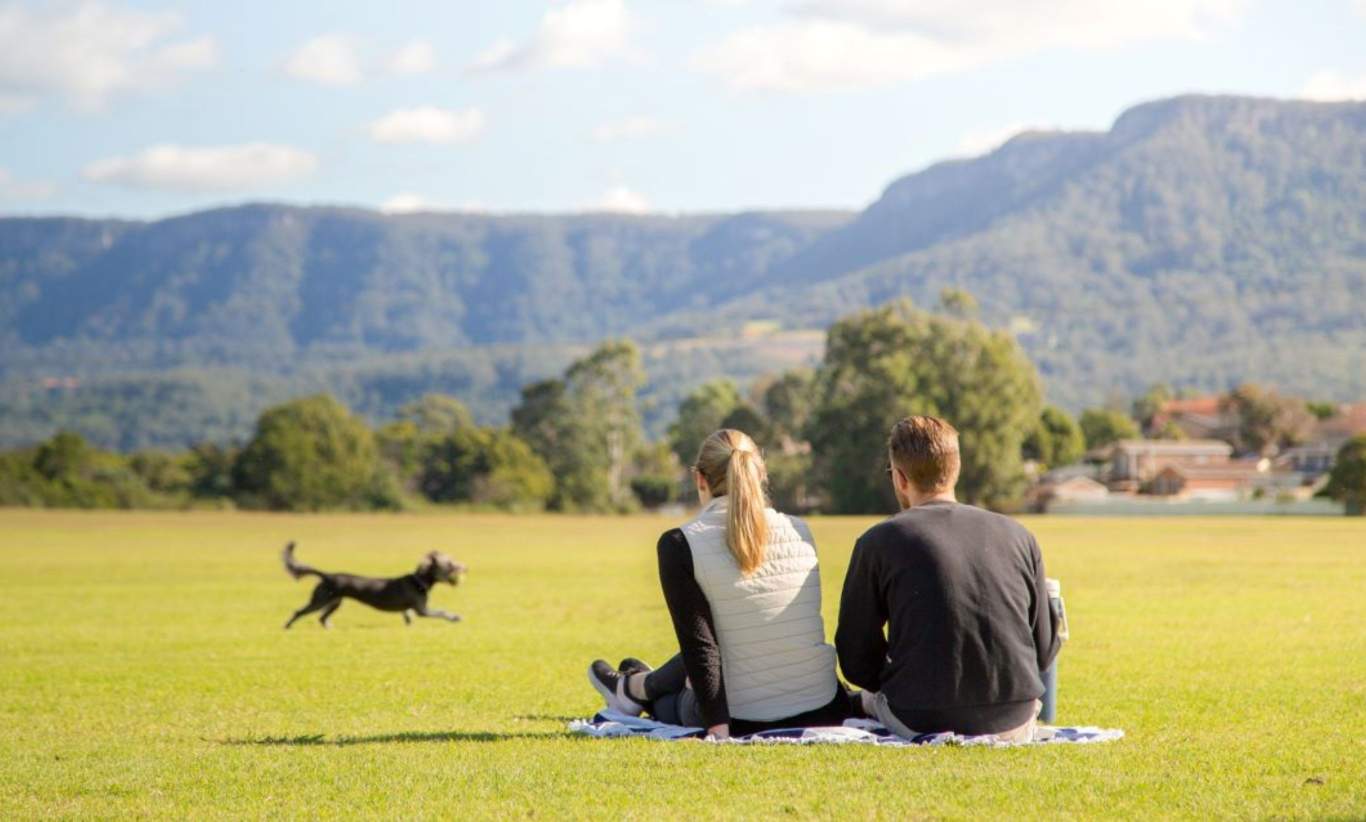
[569,709,1124,747]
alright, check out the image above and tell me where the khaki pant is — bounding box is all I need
[864,691,1040,743]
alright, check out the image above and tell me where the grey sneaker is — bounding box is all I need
[588,659,644,716]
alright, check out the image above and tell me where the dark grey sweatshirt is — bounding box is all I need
[835,500,1061,735]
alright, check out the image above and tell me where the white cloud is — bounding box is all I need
[0,167,57,200]
[380,192,436,213]
[284,34,362,86]
[695,0,1244,92]
[379,193,488,213]
[692,20,959,92]
[368,107,486,144]
[954,122,1028,157]
[791,0,1241,40]
[469,0,633,72]
[592,115,669,141]
[388,39,436,75]
[0,1,217,110]
[1301,69,1366,101]
[589,185,651,213]
[83,143,318,192]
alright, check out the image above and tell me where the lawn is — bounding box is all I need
[1,509,1363,819]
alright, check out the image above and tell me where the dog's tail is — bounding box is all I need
[281,541,322,581]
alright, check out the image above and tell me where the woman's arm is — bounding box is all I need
[656,529,730,731]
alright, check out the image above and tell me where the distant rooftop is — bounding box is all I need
[1112,439,1233,453]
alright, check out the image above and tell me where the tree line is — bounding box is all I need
[3,295,1363,514]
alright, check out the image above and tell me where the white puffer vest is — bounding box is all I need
[681,497,838,721]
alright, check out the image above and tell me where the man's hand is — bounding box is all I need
[706,723,730,740]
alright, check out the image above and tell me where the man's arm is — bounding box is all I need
[657,529,730,731]
[1030,536,1062,672]
[835,535,887,692]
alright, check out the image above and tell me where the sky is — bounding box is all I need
[1,0,1363,219]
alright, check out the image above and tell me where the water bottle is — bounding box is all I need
[1039,578,1069,724]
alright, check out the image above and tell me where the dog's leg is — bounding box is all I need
[285,584,334,629]
[318,600,342,629]
[403,610,412,626]
[415,605,462,623]
[285,601,326,629]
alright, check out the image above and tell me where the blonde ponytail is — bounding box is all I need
[694,429,769,575]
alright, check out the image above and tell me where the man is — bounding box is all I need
[835,415,1061,741]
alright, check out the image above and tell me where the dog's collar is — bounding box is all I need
[410,572,433,594]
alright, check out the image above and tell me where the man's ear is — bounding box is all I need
[891,465,912,496]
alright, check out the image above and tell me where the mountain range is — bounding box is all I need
[2,94,1363,449]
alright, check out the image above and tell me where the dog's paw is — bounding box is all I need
[448,614,463,622]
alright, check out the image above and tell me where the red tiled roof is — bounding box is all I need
[1112,439,1233,453]
[1160,396,1222,416]
[1316,403,1366,438]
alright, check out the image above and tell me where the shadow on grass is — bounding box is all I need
[221,729,576,746]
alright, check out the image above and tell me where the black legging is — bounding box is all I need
[639,654,704,726]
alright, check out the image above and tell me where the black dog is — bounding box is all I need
[282,542,467,629]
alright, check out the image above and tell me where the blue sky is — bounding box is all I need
[1,0,1363,218]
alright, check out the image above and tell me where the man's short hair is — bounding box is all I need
[887,415,961,492]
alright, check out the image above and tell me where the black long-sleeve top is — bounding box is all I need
[656,528,850,733]
[835,500,1061,735]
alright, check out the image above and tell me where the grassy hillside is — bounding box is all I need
[1,511,1363,818]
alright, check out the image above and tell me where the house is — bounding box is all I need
[1107,439,1234,490]
[1274,403,1366,480]
[1149,460,1268,501]
[1024,474,1109,512]
[1275,444,1336,480]
[1048,476,1110,502]
[1311,402,1366,449]
[1149,396,1236,440]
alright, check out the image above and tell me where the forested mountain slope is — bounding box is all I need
[3,95,1363,447]
[4,208,847,363]
[674,95,1366,406]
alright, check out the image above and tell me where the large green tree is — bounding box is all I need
[419,427,553,509]
[511,341,646,511]
[2,431,166,509]
[1322,435,1366,516]
[758,369,815,446]
[1023,405,1086,469]
[1079,408,1140,450]
[232,394,396,511]
[755,369,817,513]
[1219,384,1315,456]
[805,299,1042,512]
[1131,384,1174,435]
[666,380,741,464]
[397,394,475,435]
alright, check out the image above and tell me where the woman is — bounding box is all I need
[587,429,850,739]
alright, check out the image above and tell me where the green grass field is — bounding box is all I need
[1,510,1363,819]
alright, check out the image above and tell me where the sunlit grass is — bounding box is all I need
[1,510,1363,818]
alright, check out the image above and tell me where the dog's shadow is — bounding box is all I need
[221,729,576,747]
